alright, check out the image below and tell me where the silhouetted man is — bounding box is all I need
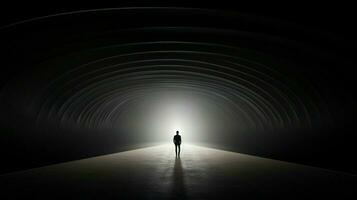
[173,131,181,157]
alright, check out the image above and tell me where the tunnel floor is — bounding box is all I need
[0,144,356,199]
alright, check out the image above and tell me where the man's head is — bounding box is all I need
[176,131,179,135]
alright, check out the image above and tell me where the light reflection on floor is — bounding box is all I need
[0,144,356,199]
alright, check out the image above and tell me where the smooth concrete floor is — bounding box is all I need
[0,144,356,199]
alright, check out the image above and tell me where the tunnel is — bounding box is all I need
[0,7,356,199]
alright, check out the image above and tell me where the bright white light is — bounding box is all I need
[142,92,209,142]
[116,90,246,143]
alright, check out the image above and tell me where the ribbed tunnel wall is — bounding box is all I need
[0,8,356,173]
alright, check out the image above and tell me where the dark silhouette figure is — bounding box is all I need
[173,131,181,157]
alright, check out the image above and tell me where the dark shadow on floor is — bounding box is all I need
[170,157,187,199]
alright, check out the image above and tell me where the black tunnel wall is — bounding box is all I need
[0,7,356,174]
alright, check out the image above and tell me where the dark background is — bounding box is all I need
[0,2,356,36]
[0,2,356,174]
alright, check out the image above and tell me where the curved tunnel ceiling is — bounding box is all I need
[0,8,348,146]
[32,42,323,133]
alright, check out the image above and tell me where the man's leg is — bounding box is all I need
[175,144,177,157]
[178,145,181,157]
